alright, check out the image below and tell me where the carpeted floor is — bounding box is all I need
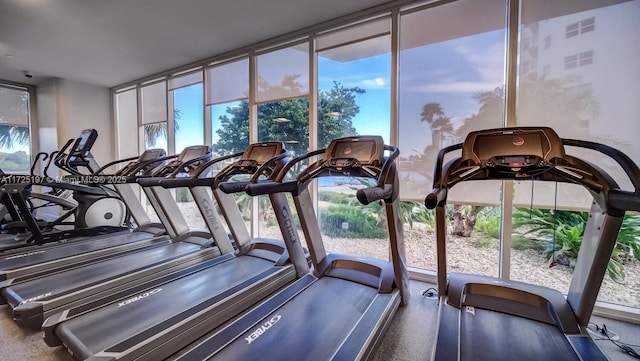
[0,280,638,361]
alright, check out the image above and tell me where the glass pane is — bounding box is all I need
[316,17,389,51]
[317,27,392,259]
[317,35,391,147]
[172,82,204,225]
[398,0,507,271]
[206,58,249,105]
[142,123,167,152]
[317,178,390,259]
[514,0,640,309]
[141,122,168,222]
[173,83,204,153]
[257,98,309,238]
[115,89,139,160]
[0,86,31,173]
[256,43,309,103]
[169,70,202,91]
[141,81,167,124]
[210,100,249,157]
[257,98,309,156]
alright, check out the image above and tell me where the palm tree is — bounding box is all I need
[0,87,30,150]
[420,102,453,150]
[143,109,182,148]
[0,125,29,149]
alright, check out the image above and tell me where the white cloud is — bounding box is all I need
[360,77,387,89]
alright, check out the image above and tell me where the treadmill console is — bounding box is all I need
[323,136,385,177]
[120,148,167,176]
[157,145,211,176]
[461,127,565,175]
[234,142,285,173]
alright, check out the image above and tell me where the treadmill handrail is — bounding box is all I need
[355,144,400,205]
[275,148,326,183]
[248,151,290,183]
[562,138,640,191]
[425,135,640,213]
[193,151,244,178]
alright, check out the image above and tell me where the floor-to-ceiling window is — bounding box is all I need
[207,57,251,232]
[398,0,507,275]
[140,79,168,153]
[315,16,392,259]
[513,0,640,309]
[207,58,250,156]
[255,42,310,239]
[170,70,205,228]
[0,84,32,174]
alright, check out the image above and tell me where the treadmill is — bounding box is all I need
[423,127,640,361]
[0,144,210,289]
[173,135,410,361]
[1,146,228,329]
[43,142,309,361]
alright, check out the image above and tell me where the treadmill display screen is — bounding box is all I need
[247,144,279,164]
[332,141,376,164]
[180,147,208,161]
[474,133,545,161]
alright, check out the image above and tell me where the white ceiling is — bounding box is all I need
[0,0,392,88]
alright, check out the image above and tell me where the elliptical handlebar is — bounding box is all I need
[53,138,82,175]
[30,152,49,176]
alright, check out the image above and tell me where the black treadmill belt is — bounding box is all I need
[0,231,151,270]
[3,241,200,307]
[188,277,378,361]
[459,307,580,361]
[56,256,274,359]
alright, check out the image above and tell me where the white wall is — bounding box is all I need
[36,78,114,167]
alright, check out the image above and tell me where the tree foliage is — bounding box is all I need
[0,150,30,172]
[213,80,363,157]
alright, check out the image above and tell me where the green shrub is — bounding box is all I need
[175,187,193,202]
[319,204,387,239]
[318,191,353,205]
[475,208,501,239]
[512,208,640,281]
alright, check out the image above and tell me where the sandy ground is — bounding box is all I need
[169,202,640,308]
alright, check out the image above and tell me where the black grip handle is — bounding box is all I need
[356,184,393,205]
[136,177,213,188]
[219,181,251,194]
[609,189,640,212]
[245,180,297,196]
[425,188,447,209]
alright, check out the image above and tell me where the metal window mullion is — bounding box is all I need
[249,51,259,238]
[390,8,399,147]
[203,65,212,147]
[499,0,520,280]
[136,86,145,153]
[309,36,319,219]
[167,86,175,155]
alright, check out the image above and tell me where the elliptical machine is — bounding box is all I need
[53,129,128,229]
[0,129,129,249]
